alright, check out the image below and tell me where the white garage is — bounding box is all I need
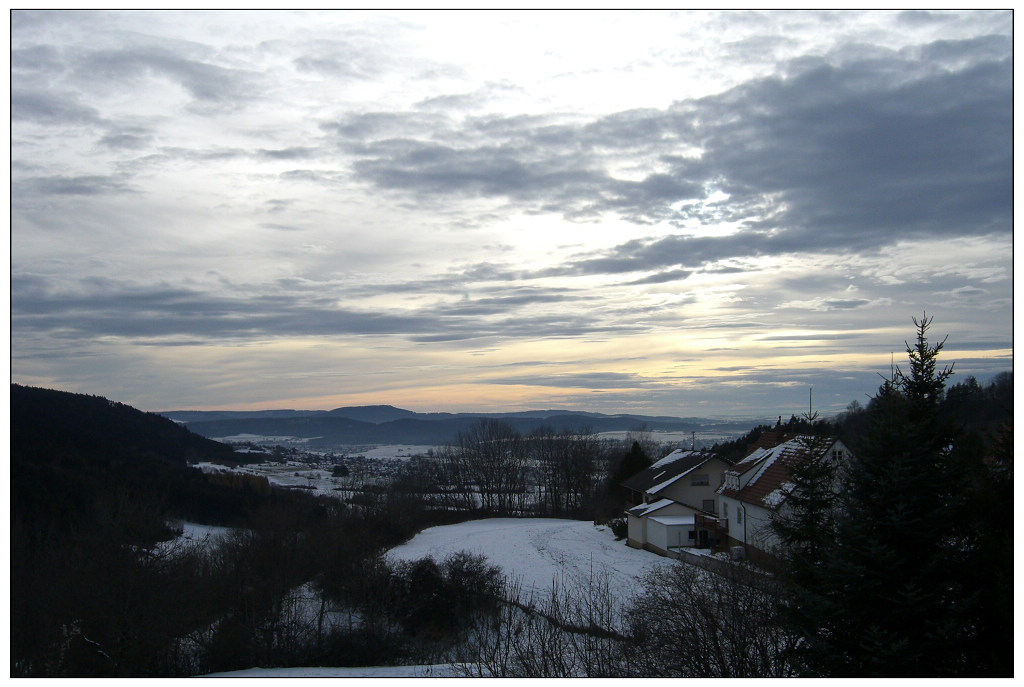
[646,514,696,555]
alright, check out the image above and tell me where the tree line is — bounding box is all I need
[402,421,608,519]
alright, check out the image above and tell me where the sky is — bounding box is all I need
[10,9,1014,419]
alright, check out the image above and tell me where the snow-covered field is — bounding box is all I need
[191,443,438,496]
[389,518,674,606]
[192,460,349,492]
[175,521,231,542]
[209,517,678,678]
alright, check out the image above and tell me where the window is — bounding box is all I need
[723,503,728,518]
[691,473,709,486]
[702,499,715,513]
[736,508,743,524]
[832,449,844,460]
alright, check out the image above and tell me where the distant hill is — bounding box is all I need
[325,405,420,423]
[159,405,763,448]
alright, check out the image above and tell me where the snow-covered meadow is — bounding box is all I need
[208,517,678,677]
[388,517,675,601]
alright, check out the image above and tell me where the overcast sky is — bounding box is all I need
[11,10,1013,418]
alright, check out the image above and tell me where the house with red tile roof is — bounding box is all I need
[717,434,849,558]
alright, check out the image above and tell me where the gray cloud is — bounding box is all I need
[351,140,608,202]
[627,269,694,285]
[484,371,654,390]
[11,274,619,345]
[323,111,453,141]
[98,130,154,149]
[11,44,64,72]
[15,174,134,196]
[258,147,319,160]
[416,92,486,111]
[77,46,260,107]
[685,50,1011,242]
[339,36,1009,275]
[12,88,102,125]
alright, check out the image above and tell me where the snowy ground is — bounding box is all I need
[209,517,678,678]
[190,443,436,496]
[174,521,231,542]
[191,460,350,493]
[388,518,675,605]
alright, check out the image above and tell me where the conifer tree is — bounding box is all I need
[767,437,843,673]
[775,313,1011,677]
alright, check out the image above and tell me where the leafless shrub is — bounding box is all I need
[454,567,628,677]
[623,560,796,677]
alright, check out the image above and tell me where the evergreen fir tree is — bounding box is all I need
[767,437,844,674]
[775,314,1012,677]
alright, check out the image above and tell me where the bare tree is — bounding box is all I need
[530,426,599,517]
[431,444,477,512]
[624,560,796,677]
[456,568,628,677]
[455,419,528,515]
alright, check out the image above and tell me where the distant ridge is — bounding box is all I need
[158,405,767,448]
[324,405,419,423]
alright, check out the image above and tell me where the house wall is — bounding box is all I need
[719,494,784,554]
[650,456,733,513]
[626,513,645,549]
[743,503,777,552]
[647,518,694,554]
[718,438,852,559]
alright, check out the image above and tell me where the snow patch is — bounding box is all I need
[387,517,675,600]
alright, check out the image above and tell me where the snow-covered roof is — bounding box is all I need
[650,448,700,470]
[626,497,676,517]
[718,435,839,510]
[648,515,695,527]
[621,449,729,495]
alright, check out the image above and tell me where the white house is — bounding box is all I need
[716,434,849,558]
[622,448,734,553]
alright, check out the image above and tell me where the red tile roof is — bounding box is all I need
[718,435,837,510]
[744,430,796,456]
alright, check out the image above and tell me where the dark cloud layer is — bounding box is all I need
[79,46,259,107]
[11,275,615,345]
[341,39,1009,275]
